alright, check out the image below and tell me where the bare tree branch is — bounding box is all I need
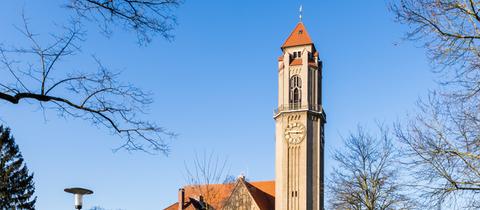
[66,0,182,44]
[395,92,480,209]
[183,151,231,210]
[0,15,174,154]
[391,0,480,101]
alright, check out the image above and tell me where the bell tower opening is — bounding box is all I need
[290,75,302,109]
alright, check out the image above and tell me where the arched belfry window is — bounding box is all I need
[290,75,302,109]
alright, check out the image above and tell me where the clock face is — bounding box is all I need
[284,122,305,144]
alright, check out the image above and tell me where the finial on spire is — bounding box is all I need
[299,4,303,22]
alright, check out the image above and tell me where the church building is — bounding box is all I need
[164,20,326,210]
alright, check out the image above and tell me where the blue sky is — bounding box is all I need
[0,1,435,209]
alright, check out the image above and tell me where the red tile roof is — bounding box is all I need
[164,183,235,210]
[246,181,275,210]
[164,180,275,210]
[282,22,313,48]
[250,181,275,197]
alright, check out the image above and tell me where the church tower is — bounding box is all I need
[274,22,326,210]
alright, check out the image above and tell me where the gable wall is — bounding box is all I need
[222,182,259,210]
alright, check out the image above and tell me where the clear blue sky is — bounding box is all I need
[0,1,435,209]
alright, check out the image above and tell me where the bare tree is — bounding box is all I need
[391,0,480,101]
[66,0,182,44]
[395,93,480,209]
[391,1,480,208]
[183,151,231,209]
[328,125,413,210]
[0,15,174,153]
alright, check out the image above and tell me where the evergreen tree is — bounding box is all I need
[0,126,36,209]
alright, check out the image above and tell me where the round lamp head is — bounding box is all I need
[64,187,93,209]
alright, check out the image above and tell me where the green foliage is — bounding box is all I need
[0,126,36,209]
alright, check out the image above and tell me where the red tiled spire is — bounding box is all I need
[281,22,313,48]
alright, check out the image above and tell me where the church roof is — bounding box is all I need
[282,22,313,48]
[250,180,275,197]
[244,181,275,210]
[164,179,275,210]
[164,183,235,210]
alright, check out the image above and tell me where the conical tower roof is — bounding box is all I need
[281,22,313,48]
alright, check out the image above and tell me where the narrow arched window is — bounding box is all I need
[290,75,302,109]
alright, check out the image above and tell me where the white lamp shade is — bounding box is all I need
[74,194,84,207]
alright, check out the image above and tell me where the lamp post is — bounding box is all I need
[64,187,93,209]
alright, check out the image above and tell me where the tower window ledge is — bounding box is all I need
[290,59,302,66]
[273,104,323,116]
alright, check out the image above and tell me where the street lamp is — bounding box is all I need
[64,187,94,209]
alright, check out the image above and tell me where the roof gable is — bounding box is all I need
[282,22,313,48]
[222,179,259,210]
[222,179,275,210]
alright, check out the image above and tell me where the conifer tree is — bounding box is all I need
[0,126,36,209]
